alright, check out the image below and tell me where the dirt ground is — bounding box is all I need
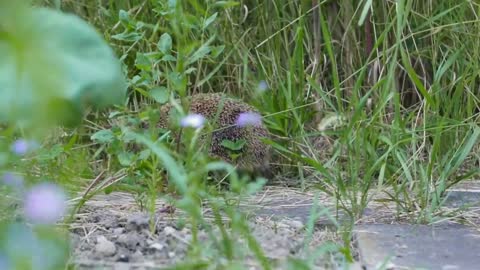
[67,182,480,270]
[67,186,359,269]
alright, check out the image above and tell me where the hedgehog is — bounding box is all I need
[153,92,271,176]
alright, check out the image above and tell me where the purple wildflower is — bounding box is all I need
[11,139,29,155]
[10,139,39,156]
[257,80,268,92]
[180,113,206,129]
[24,182,67,225]
[2,172,24,189]
[236,112,262,127]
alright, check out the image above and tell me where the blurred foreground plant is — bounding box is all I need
[0,0,126,134]
[0,1,126,269]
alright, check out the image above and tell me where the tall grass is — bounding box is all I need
[32,0,480,268]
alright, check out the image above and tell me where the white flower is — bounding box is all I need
[180,113,206,129]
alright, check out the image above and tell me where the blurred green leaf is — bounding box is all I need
[135,52,152,71]
[0,4,126,131]
[210,45,225,58]
[203,12,218,30]
[358,0,372,26]
[221,139,246,151]
[187,36,215,65]
[118,10,130,26]
[130,132,188,194]
[158,33,173,54]
[91,129,115,143]
[150,86,169,104]
[213,1,240,8]
[245,178,267,195]
[138,149,151,161]
[112,31,143,42]
[118,151,135,166]
[161,54,176,62]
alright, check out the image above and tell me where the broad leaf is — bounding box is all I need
[0,4,126,130]
[157,33,172,54]
[149,86,169,104]
[91,130,115,144]
[203,12,218,30]
[117,151,135,167]
[221,139,246,151]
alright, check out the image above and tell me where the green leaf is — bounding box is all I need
[245,178,267,195]
[213,1,240,8]
[400,49,435,106]
[0,5,126,130]
[135,52,152,71]
[118,10,130,26]
[111,31,143,42]
[185,67,197,74]
[161,54,176,62]
[439,124,480,182]
[157,33,172,54]
[130,132,188,194]
[121,129,137,143]
[211,45,225,58]
[187,36,215,65]
[118,151,135,166]
[109,111,122,118]
[149,86,169,104]
[358,0,372,26]
[221,139,246,151]
[203,12,218,30]
[36,144,64,161]
[138,149,151,160]
[188,45,211,64]
[91,130,115,143]
[0,153,8,167]
[229,153,242,161]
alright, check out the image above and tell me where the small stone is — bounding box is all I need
[101,217,118,229]
[117,232,142,250]
[95,236,116,257]
[70,233,81,248]
[113,227,125,235]
[114,263,130,270]
[117,234,128,242]
[149,242,164,251]
[167,251,176,258]
[164,226,176,236]
[344,262,366,270]
[130,250,144,262]
[442,265,460,270]
[127,213,150,231]
[283,219,304,230]
[184,234,192,242]
[117,254,129,262]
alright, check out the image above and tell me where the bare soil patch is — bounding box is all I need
[67,183,480,269]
